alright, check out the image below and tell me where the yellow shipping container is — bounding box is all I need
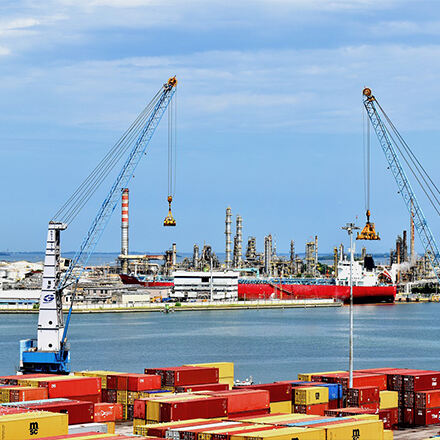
[230,427,325,440]
[325,420,384,440]
[16,376,54,387]
[297,371,345,381]
[0,410,68,439]
[269,401,292,414]
[219,377,235,389]
[383,429,393,440]
[380,391,399,409]
[186,362,234,379]
[117,390,128,403]
[294,387,329,405]
[128,391,140,404]
[107,421,115,434]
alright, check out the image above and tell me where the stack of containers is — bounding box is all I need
[145,366,220,391]
[185,362,235,389]
[379,391,399,430]
[293,386,329,416]
[292,380,342,409]
[233,382,292,413]
[402,370,440,427]
[347,386,380,410]
[74,370,122,402]
[105,373,162,420]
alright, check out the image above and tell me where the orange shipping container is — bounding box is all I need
[212,390,270,413]
[9,386,48,402]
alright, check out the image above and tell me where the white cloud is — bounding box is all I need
[371,20,440,36]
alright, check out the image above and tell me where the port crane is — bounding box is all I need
[362,87,440,283]
[20,77,178,374]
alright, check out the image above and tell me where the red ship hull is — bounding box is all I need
[120,274,396,304]
[237,283,396,304]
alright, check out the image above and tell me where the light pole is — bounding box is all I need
[342,222,359,389]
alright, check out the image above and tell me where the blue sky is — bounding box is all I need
[2,0,440,257]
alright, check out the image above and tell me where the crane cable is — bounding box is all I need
[167,88,177,198]
[363,107,371,213]
[374,99,440,217]
[52,88,163,224]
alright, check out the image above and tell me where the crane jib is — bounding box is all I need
[363,91,440,284]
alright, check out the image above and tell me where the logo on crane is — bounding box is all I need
[43,294,55,303]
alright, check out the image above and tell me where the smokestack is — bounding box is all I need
[193,244,199,269]
[121,188,129,274]
[172,243,177,267]
[264,234,272,276]
[236,215,242,267]
[333,247,338,277]
[290,240,295,263]
[225,207,232,269]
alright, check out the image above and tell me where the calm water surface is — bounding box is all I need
[0,304,439,380]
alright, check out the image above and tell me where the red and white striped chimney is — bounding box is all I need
[121,188,129,273]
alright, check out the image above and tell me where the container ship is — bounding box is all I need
[120,257,396,304]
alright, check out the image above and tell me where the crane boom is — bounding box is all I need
[362,88,440,283]
[20,77,177,374]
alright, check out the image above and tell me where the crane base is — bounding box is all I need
[19,339,70,375]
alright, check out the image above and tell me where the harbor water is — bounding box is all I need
[1,303,439,378]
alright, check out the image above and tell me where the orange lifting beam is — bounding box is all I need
[357,210,380,240]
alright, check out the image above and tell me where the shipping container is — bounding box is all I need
[416,389,440,409]
[0,410,68,439]
[347,386,379,406]
[233,383,291,403]
[414,407,440,426]
[38,377,101,398]
[159,397,228,422]
[26,400,94,425]
[294,387,328,405]
[211,390,270,413]
[403,371,440,392]
[269,401,291,414]
[145,367,219,387]
[323,419,384,439]
[185,363,234,379]
[297,371,345,382]
[229,426,325,440]
[93,403,123,422]
[380,391,398,410]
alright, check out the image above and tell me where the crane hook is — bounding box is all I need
[163,195,176,227]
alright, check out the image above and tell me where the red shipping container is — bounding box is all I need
[414,407,440,426]
[127,374,161,391]
[133,398,148,419]
[379,407,398,428]
[26,400,94,424]
[159,396,228,422]
[386,369,428,391]
[327,399,339,410]
[101,389,109,402]
[315,372,387,391]
[211,390,269,413]
[145,366,219,387]
[0,407,30,415]
[38,377,101,398]
[416,389,440,409]
[233,383,292,403]
[347,386,379,405]
[93,402,123,422]
[403,391,415,408]
[176,383,229,393]
[403,407,414,426]
[107,389,117,403]
[293,402,328,416]
[106,373,126,390]
[403,371,440,392]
